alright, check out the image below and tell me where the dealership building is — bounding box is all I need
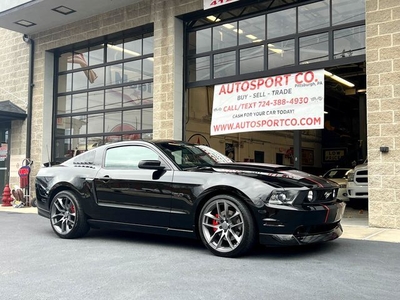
[0,0,398,229]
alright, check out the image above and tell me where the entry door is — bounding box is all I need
[0,123,10,193]
[93,144,173,228]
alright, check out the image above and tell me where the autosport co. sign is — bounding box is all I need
[210,69,325,135]
[204,0,239,10]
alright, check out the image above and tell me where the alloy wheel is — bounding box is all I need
[51,195,76,235]
[201,199,245,253]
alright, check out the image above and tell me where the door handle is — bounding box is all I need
[99,175,110,183]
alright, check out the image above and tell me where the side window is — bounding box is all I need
[104,145,158,169]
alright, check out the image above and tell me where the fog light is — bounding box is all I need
[307,190,314,202]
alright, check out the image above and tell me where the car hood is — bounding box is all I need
[327,178,347,185]
[193,162,336,189]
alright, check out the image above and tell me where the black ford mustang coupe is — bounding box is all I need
[35,140,345,257]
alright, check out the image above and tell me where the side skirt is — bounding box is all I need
[87,219,196,239]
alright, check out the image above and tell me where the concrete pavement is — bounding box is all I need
[1,204,399,244]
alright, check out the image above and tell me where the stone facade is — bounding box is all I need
[366,0,400,228]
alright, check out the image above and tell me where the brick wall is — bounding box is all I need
[366,0,400,228]
[0,29,30,186]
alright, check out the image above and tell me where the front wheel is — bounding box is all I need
[50,190,90,239]
[198,195,256,257]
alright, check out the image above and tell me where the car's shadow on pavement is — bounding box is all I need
[83,227,341,259]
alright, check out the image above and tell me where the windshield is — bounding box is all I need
[156,142,233,169]
[323,169,350,179]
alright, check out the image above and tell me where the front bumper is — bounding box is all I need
[258,201,345,246]
[347,182,368,199]
[260,223,343,246]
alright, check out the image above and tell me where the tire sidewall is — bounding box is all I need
[198,194,256,257]
[50,190,88,239]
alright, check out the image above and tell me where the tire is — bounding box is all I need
[198,194,256,258]
[50,190,90,239]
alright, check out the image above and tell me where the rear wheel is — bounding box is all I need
[198,194,256,257]
[50,190,90,239]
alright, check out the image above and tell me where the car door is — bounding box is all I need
[93,144,173,228]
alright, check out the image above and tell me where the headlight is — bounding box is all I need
[307,190,315,202]
[347,172,354,182]
[267,189,299,205]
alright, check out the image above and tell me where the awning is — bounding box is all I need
[0,100,27,121]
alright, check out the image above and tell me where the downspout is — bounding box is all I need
[23,34,34,161]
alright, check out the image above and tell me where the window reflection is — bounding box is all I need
[143,58,153,80]
[239,16,265,45]
[240,46,264,74]
[214,51,236,78]
[106,64,123,85]
[58,53,73,72]
[299,33,329,64]
[105,88,122,109]
[87,67,104,88]
[124,60,142,83]
[88,90,104,111]
[143,35,154,55]
[124,36,142,58]
[107,40,123,62]
[188,56,210,82]
[188,29,211,55]
[55,30,154,162]
[142,82,153,105]
[57,95,71,114]
[213,22,237,50]
[268,39,295,69]
[334,26,365,59]
[298,0,329,33]
[89,45,104,66]
[332,0,365,25]
[267,8,296,39]
[56,116,71,134]
[105,111,122,134]
[72,115,87,135]
[142,108,153,130]
[87,113,104,134]
[58,73,72,93]
[123,110,141,130]
[72,93,87,113]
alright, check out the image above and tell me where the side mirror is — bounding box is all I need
[138,160,165,171]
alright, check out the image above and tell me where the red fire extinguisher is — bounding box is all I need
[18,159,32,189]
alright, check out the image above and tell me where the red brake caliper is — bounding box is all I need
[70,204,75,214]
[212,214,219,232]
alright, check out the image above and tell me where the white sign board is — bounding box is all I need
[210,69,325,135]
[204,0,239,10]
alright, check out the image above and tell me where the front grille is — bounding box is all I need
[296,188,339,205]
[295,222,339,235]
[355,170,368,184]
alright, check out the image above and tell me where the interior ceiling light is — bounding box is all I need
[207,15,221,22]
[324,70,355,88]
[14,20,36,27]
[246,34,258,40]
[52,5,76,15]
[223,24,235,29]
[233,29,243,34]
[267,44,284,55]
